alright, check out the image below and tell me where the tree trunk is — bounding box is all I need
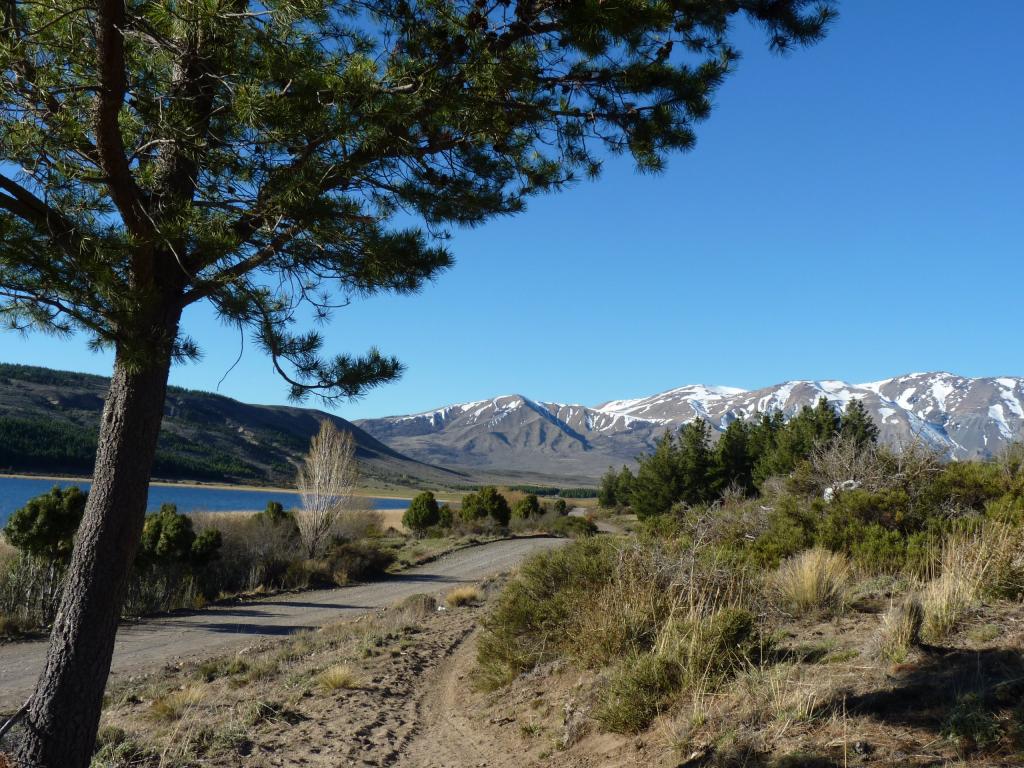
[15,350,175,767]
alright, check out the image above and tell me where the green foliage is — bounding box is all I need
[553,498,568,516]
[548,515,598,538]
[138,504,221,567]
[595,653,679,733]
[257,501,288,525]
[942,694,1002,755]
[437,504,454,529]
[4,485,87,561]
[715,419,755,495]
[841,398,880,447]
[511,494,541,520]
[631,432,683,519]
[476,539,618,687]
[598,467,618,508]
[460,486,510,526]
[402,491,441,534]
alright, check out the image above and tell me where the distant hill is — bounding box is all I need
[355,373,1024,481]
[0,363,465,487]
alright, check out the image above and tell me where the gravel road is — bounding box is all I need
[0,536,565,710]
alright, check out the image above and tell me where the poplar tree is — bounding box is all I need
[0,0,835,762]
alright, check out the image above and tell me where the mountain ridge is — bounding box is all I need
[355,372,1024,480]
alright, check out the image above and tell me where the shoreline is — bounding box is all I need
[0,473,415,500]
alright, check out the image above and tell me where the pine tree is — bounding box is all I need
[616,467,636,509]
[678,419,714,505]
[631,432,682,519]
[402,491,441,535]
[598,467,619,508]
[0,0,834,759]
[714,418,755,495]
[841,399,880,447]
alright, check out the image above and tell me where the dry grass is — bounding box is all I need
[920,523,1019,642]
[770,547,850,616]
[318,663,359,691]
[876,596,923,663]
[149,683,206,721]
[445,585,482,607]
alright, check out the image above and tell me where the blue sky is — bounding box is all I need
[2,1,1022,419]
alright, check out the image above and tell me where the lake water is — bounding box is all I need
[0,476,409,525]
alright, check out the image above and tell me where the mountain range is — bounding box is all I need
[355,373,1024,482]
[0,363,464,487]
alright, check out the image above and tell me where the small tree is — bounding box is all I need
[258,500,289,525]
[598,468,619,508]
[459,492,485,523]
[4,485,87,562]
[615,468,635,510]
[512,494,542,520]
[403,491,441,535]
[478,487,511,526]
[553,498,568,516]
[295,422,359,557]
[841,399,880,448]
[438,504,454,529]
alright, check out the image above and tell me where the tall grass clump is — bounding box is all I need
[770,547,850,616]
[920,523,1020,642]
[876,596,923,663]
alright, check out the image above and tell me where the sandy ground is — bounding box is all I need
[0,537,565,711]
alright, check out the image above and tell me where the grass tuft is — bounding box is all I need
[771,547,850,616]
[149,683,205,721]
[445,585,482,607]
[318,663,359,691]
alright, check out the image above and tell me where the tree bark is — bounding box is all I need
[15,347,176,767]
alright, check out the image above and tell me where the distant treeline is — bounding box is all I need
[450,483,597,498]
[0,415,265,481]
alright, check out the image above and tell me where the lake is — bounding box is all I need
[0,476,410,525]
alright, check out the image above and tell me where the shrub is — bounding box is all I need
[770,548,850,616]
[547,515,597,538]
[437,504,454,528]
[595,653,678,733]
[461,487,511,526]
[258,500,289,524]
[402,491,440,535]
[942,693,1002,755]
[323,541,396,584]
[4,485,87,560]
[138,504,221,567]
[511,494,541,520]
[553,498,568,516]
[476,539,619,687]
[658,606,758,683]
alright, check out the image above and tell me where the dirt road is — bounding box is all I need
[0,537,564,710]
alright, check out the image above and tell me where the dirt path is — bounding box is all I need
[0,537,564,710]
[398,629,518,768]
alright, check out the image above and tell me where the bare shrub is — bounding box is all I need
[295,421,359,556]
[810,435,887,494]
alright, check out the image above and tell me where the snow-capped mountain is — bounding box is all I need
[354,373,1024,482]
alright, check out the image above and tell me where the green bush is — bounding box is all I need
[437,503,454,528]
[402,491,440,534]
[511,494,541,520]
[460,486,510,526]
[548,515,597,538]
[476,539,618,688]
[4,485,87,561]
[595,653,679,733]
[138,504,221,567]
